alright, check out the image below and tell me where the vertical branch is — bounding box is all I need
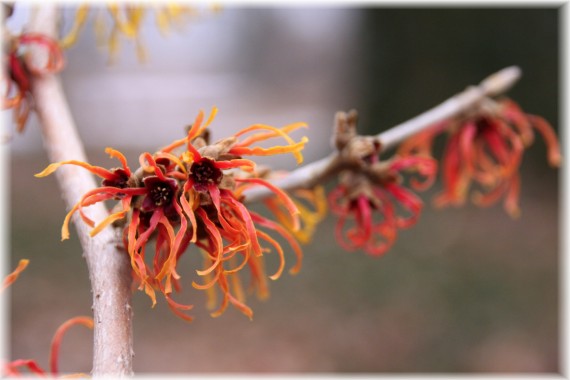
[27,5,134,376]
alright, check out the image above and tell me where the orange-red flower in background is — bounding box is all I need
[4,316,93,377]
[36,108,309,320]
[329,155,437,256]
[328,109,437,256]
[398,98,561,218]
[2,32,64,132]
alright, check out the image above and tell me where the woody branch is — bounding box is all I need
[242,66,522,203]
[27,5,134,376]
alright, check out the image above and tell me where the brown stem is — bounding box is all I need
[27,5,134,376]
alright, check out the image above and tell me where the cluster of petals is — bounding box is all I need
[36,108,310,320]
[60,3,201,62]
[1,29,64,132]
[328,110,437,256]
[398,98,561,218]
[329,155,437,256]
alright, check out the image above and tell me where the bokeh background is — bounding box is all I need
[7,5,560,374]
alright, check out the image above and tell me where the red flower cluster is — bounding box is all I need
[329,155,436,256]
[37,108,309,320]
[327,109,437,256]
[398,98,561,217]
[2,31,64,132]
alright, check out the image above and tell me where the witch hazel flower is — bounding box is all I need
[329,157,436,256]
[2,17,64,133]
[36,108,309,320]
[159,109,307,318]
[329,110,437,256]
[398,97,561,218]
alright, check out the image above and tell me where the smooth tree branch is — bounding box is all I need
[379,66,521,150]
[27,5,134,376]
[242,66,522,203]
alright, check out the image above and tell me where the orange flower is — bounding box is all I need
[160,108,307,319]
[2,32,64,132]
[37,108,309,320]
[398,98,561,218]
[4,316,93,377]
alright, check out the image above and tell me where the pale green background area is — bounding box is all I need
[9,6,559,373]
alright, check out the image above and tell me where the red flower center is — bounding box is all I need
[190,158,222,191]
[150,184,173,206]
[475,117,493,132]
[141,176,178,212]
[101,168,130,188]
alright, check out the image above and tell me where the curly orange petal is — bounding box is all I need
[1,259,29,291]
[230,137,308,164]
[49,316,94,375]
[35,160,116,181]
[237,177,300,230]
[234,122,308,147]
[528,114,562,167]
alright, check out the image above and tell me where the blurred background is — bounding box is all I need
[7,5,560,374]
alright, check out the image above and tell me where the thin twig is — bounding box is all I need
[242,66,522,203]
[379,66,521,150]
[27,5,134,376]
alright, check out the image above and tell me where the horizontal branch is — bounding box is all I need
[379,66,521,150]
[242,66,521,203]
